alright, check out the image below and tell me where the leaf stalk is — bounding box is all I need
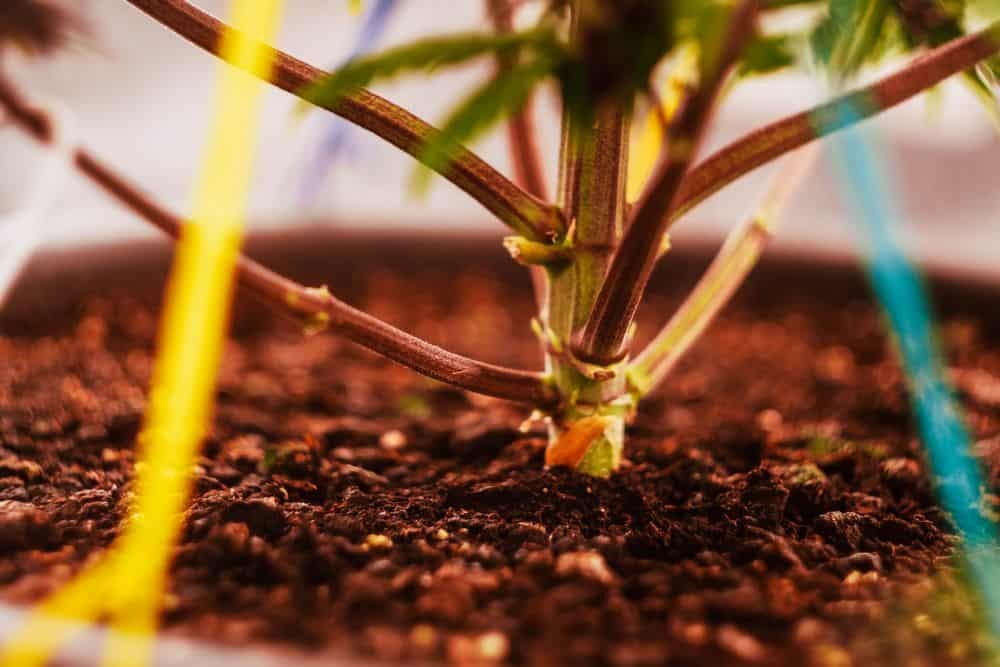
[0,73,552,406]
[122,0,565,241]
[674,19,1000,225]
[629,144,819,396]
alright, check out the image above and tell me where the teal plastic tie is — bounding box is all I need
[823,100,1000,634]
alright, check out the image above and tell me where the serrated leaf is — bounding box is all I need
[300,28,561,112]
[409,58,556,195]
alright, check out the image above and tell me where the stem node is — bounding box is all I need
[503,236,572,267]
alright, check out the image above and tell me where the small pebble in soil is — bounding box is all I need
[554,550,615,585]
[716,624,766,663]
[446,631,510,666]
[810,643,854,667]
[0,500,54,551]
[409,623,439,656]
[380,429,407,450]
[364,534,394,551]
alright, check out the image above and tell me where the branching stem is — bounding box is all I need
[538,1,633,477]
[572,0,761,366]
[485,0,550,311]
[629,144,819,396]
[0,74,551,406]
[122,0,565,241]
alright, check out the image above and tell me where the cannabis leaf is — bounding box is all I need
[301,28,564,111]
[411,57,557,194]
[810,0,899,83]
[740,34,798,76]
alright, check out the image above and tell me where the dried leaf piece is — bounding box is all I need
[545,414,612,469]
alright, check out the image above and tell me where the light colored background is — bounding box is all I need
[1,1,998,275]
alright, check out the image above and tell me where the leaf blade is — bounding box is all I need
[409,57,556,194]
[300,28,560,112]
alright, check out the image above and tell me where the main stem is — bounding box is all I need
[573,0,760,366]
[542,5,632,477]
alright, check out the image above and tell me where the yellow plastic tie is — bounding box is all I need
[0,1,284,665]
[627,42,700,202]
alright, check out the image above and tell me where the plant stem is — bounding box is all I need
[572,0,761,366]
[0,74,551,406]
[542,2,632,477]
[485,0,551,311]
[547,98,631,372]
[629,144,818,396]
[568,101,631,333]
[123,0,565,242]
[484,0,549,203]
[673,19,1000,225]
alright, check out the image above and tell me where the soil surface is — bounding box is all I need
[3,242,1000,666]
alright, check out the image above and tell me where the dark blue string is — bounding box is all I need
[300,0,399,204]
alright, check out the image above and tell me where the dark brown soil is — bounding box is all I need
[3,239,1000,666]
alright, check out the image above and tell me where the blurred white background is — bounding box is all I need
[1,1,998,275]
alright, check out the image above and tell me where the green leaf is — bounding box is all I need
[300,28,561,112]
[410,58,556,194]
[675,0,730,67]
[810,0,897,82]
[739,34,798,76]
[889,0,1000,134]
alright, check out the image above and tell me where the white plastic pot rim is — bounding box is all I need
[0,601,375,667]
[0,94,76,309]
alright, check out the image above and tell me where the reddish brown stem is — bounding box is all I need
[485,0,549,202]
[0,75,551,405]
[572,0,760,365]
[485,0,550,311]
[673,19,1000,223]
[122,0,564,241]
[506,108,549,202]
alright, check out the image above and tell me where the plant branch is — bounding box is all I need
[672,19,1000,224]
[0,74,551,406]
[122,0,565,241]
[629,144,818,396]
[572,0,761,366]
[485,0,550,313]
[485,0,549,202]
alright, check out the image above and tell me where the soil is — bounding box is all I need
[3,238,1000,666]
